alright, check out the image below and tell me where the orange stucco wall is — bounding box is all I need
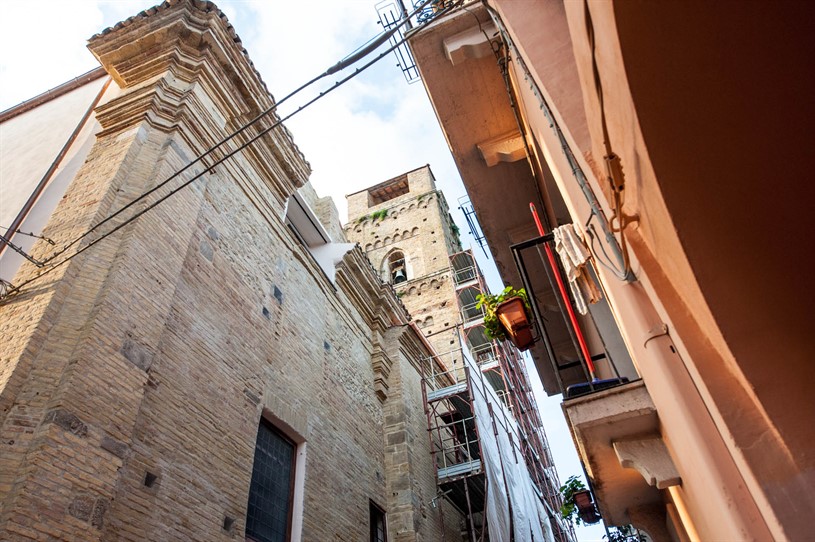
[491,0,814,539]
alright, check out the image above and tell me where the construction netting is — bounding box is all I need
[465,352,556,542]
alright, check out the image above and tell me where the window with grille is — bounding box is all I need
[370,501,387,542]
[246,419,296,542]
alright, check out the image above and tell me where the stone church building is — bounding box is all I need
[0,2,467,540]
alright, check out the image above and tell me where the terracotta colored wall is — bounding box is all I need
[492,0,814,538]
[567,2,813,538]
[609,1,815,469]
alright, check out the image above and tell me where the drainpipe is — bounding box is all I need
[395,0,413,30]
[484,5,634,282]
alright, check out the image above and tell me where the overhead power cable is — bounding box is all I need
[38,0,435,269]
[1,0,463,301]
[0,233,45,267]
[0,227,55,245]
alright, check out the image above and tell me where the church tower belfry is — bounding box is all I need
[345,166,575,542]
[345,165,463,361]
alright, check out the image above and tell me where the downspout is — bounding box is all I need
[0,76,112,258]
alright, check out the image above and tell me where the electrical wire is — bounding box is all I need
[584,0,634,280]
[0,234,44,267]
[34,75,316,268]
[1,0,464,301]
[485,4,634,282]
[7,0,440,270]
[0,227,54,245]
[37,0,435,269]
[585,220,624,277]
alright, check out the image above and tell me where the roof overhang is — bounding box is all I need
[409,5,579,395]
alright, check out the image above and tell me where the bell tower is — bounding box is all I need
[345,166,463,361]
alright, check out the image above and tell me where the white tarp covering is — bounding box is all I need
[465,353,555,542]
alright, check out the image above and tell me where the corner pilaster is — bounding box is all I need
[0,2,309,540]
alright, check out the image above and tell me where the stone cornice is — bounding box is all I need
[87,0,310,192]
[371,341,394,403]
[335,247,414,403]
[93,73,189,135]
[89,0,259,94]
[335,246,410,332]
[396,324,435,377]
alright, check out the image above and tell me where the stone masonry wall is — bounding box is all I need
[345,166,465,367]
[381,327,466,542]
[0,2,451,541]
[90,145,390,541]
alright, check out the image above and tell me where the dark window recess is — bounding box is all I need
[245,419,296,542]
[370,501,387,542]
[143,471,157,487]
[368,175,409,206]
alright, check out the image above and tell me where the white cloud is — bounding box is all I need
[0,1,101,107]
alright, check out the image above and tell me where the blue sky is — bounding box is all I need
[0,1,608,539]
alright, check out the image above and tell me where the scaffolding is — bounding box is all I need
[423,354,488,540]
[419,250,576,542]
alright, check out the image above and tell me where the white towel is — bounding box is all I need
[553,224,592,314]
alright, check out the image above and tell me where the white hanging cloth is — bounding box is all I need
[552,224,598,315]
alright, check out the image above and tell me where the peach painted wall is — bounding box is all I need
[0,78,119,283]
[490,0,813,539]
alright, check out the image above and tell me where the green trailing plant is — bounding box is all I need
[475,286,530,341]
[558,475,587,525]
[371,209,388,221]
[450,222,460,237]
[559,476,646,540]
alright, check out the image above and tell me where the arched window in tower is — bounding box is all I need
[387,250,408,284]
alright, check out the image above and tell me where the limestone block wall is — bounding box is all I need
[381,327,464,542]
[0,125,397,540]
[0,2,458,541]
[96,162,389,541]
[297,181,345,242]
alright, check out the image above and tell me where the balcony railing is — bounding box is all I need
[469,342,499,369]
[460,299,484,325]
[452,264,477,286]
[510,233,636,397]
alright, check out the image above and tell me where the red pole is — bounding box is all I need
[529,203,597,380]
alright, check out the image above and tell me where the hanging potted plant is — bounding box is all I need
[559,475,601,526]
[475,286,534,351]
